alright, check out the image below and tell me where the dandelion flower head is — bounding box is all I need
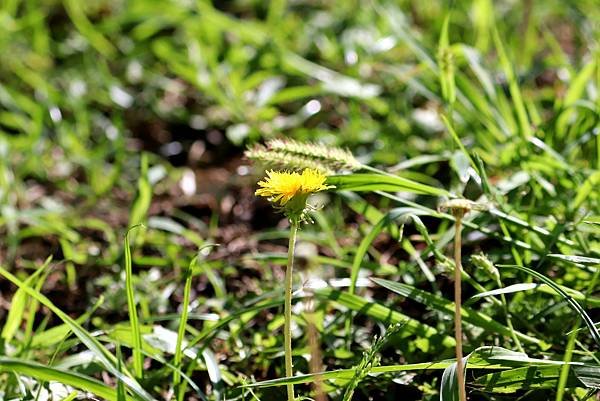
[256,169,331,205]
[255,168,333,221]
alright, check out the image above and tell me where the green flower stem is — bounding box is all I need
[284,220,299,401]
[453,212,467,401]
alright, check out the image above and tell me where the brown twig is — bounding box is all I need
[453,210,467,401]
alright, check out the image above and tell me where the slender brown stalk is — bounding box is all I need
[306,297,326,401]
[284,221,298,401]
[453,212,467,401]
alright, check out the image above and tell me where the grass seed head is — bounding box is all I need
[245,138,361,174]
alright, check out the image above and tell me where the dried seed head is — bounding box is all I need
[438,199,488,217]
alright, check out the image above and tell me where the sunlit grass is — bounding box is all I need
[0,0,599,400]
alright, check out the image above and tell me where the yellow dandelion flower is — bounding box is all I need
[255,168,333,222]
[256,169,331,205]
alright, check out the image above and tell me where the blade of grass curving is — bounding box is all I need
[129,153,152,229]
[349,207,426,295]
[441,115,476,171]
[327,174,449,196]
[124,225,144,379]
[499,264,600,348]
[572,171,600,212]
[548,254,600,266]
[492,26,531,139]
[186,297,286,350]
[242,362,459,389]
[103,326,207,401]
[470,283,600,307]
[62,0,116,57]
[0,357,133,401]
[31,295,105,348]
[175,246,219,401]
[174,255,198,394]
[316,288,455,348]
[244,346,565,389]
[2,255,52,343]
[440,354,469,401]
[556,255,600,400]
[0,266,155,401]
[474,365,577,393]
[372,278,544,347]
[573,365,600,389]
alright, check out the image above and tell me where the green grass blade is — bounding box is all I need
[499,264,600,348]
[470,283,600,307]
[349,207,426,295]
[438,14,456,105]
[174,255,198,395]
[124,225,144,379]
[0,357,133,401]
[31,295,105,348]
[316,288,455,348]
[2,256,52,342]
[62,0,116,57]
[244,346,563,389]
[492,27,532,139]
[572,171,600,212]
[327,174,449,196]
[372,278,545,347]
[547,254,600,265]
[129,153,152,228]
[474,365,582,393]
[60,392,79,401]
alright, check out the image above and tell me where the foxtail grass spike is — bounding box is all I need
[245,139,361,174]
